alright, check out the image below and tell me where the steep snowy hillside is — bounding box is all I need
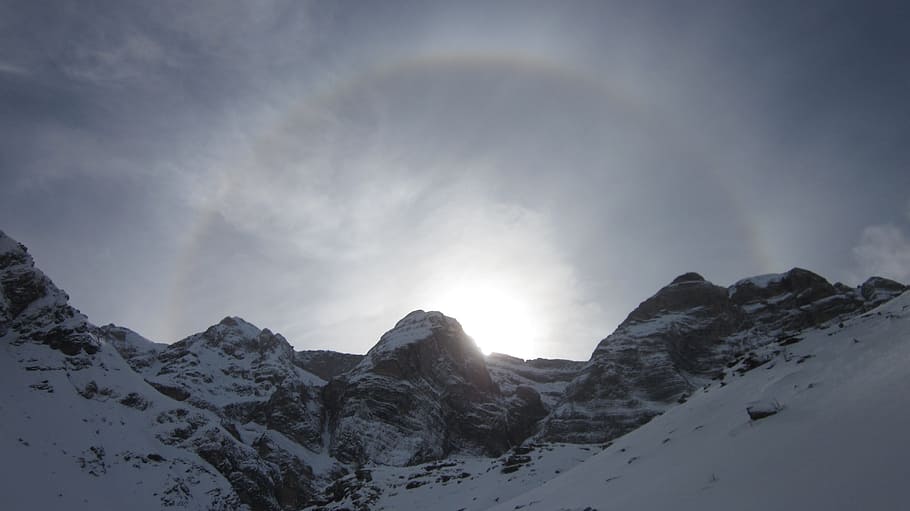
[492,290,910,511]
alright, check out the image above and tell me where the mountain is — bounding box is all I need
[2,228,907,510]
[539,269,906,444]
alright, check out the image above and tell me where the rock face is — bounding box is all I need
[324,310,547,465]
[540,268,906,444]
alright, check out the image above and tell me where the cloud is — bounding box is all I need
[852,223,910,283]
[0,61,29,76]
[60,30,181,86]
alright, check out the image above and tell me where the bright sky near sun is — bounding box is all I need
[2,1,910,360]
[428,279,542,359]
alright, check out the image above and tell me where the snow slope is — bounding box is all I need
[490,291,910,511]
[304,443,600,511]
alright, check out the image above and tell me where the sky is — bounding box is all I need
[2,0,909,360]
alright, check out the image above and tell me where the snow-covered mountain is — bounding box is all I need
[2,228,907,510]
[540,269,905,444]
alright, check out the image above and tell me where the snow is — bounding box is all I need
[306,444,600,511]
[489,291,910,511]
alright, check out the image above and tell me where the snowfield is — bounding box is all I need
[486,291,910,511]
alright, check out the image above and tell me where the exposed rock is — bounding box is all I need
[747,400,782,420]
[860,276,907,305]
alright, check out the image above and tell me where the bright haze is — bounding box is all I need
[2,1,909,360]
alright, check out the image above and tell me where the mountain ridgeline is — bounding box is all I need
[1,229,905,511]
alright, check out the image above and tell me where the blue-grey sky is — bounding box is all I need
[2,0,909,360]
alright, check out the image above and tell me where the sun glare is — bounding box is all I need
[431,281,540,359]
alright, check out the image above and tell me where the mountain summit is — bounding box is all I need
[325,309,545,465]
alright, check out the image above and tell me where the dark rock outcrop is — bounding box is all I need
[860,276,907,305]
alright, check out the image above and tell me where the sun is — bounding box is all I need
[430,280,540,359]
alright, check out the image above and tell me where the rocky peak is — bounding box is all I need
[365,310,465,358]
[860,276,907,304]
[669,272,706,285]
[729,267,836,306]
[356,309,488,383]
[0,230,30,268]
[624,273,734,325]
[393,309,452,329]
[0,230,99,356]
[325,310,545,466]
[144,317,323,419]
